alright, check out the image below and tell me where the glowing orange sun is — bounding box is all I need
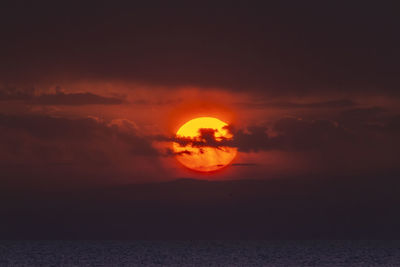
[173,117,237,172]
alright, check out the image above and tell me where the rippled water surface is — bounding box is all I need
[1,241,399,266]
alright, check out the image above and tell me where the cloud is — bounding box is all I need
[232,163,259,167]
[160,111,400,175]
[0,87,124,105]
[0,87,33,101]
[0,114,161,185]
[0,114,158,156]
[132,98,182,106]
[167,118,352,153]
[340,107,386,119]
[32,92,124,105]
[163,148,193,156]
[341,110,400,133]
[237,99,356,109]
[338,107,387,126]
[385,115,400,132]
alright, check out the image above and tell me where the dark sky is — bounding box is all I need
[1,2,400,239]
[1,2,399,93]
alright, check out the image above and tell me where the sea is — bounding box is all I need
[0,240,399,266]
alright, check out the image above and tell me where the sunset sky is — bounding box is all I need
[1,2,399,239]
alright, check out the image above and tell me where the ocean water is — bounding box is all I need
[0,241,399,266]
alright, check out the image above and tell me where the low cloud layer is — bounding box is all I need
[0,114,160,186]
[0,87,124,105]
[1,104,400,186]
[238,99,357,109]
[166,110,400,175]
[169,118,352,152]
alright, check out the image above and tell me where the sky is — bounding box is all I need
[1,2,400,238]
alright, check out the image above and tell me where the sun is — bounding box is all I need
[173,117,237,172]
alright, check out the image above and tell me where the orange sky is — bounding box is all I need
[1,79,400,185]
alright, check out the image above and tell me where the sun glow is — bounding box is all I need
[173,117,237,172]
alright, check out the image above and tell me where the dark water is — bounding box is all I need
[0,241,399,266]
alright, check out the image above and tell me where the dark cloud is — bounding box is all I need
[132,98,182,106]
[338,107,387,126]
[0,114,158,156]
[164,114,400,175]
[0,114,160,185]
[238,99,356,109]
[335,107,400,135]
[385,115,400,132]
[0,87,34,101]
[163,148,193,156]
[169,108,400,155]
[32,92,124,105]
[1,2,398,95]
[0,87,124,105]
[155,106,400,177]
[231,163,259,167]
[354,113,400,133]
[271,118,353,151]
[169,118,352,153]
[227,125,271,152]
